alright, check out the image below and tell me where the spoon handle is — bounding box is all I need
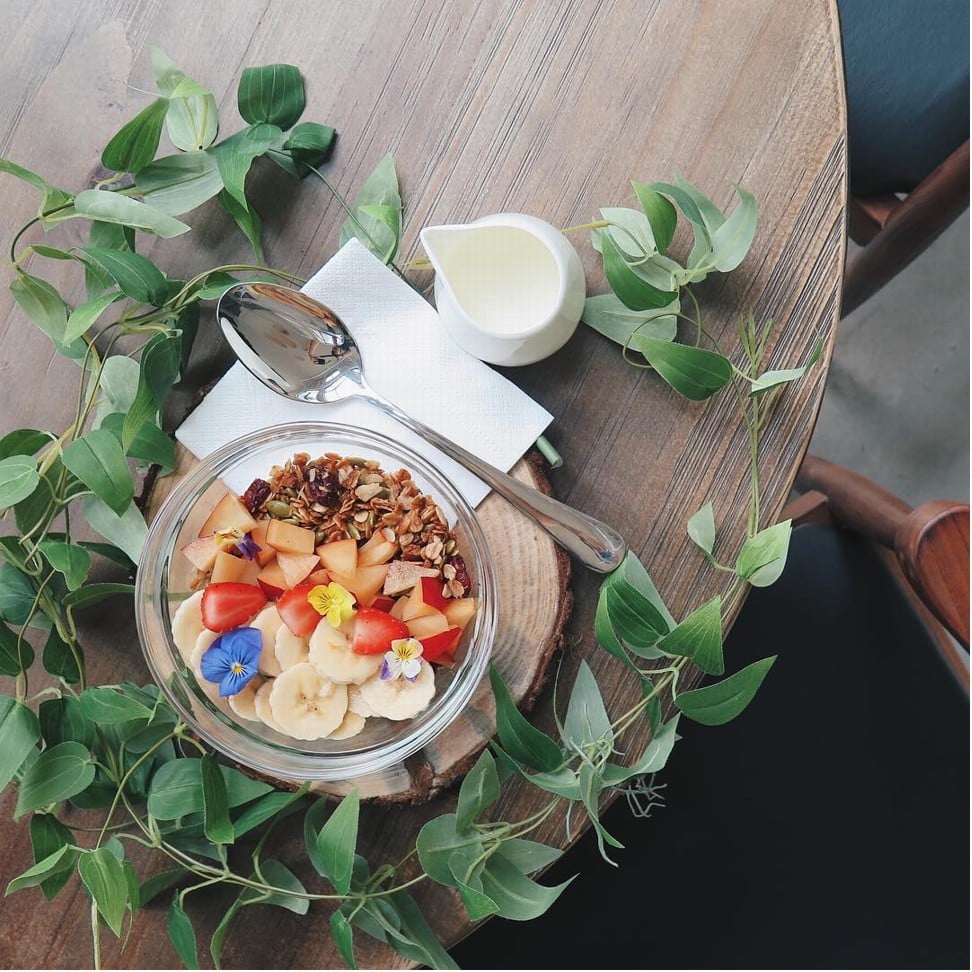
[361,388,627,573]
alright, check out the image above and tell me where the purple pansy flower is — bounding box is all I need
[200,627,262,697]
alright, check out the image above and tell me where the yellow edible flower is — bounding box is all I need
[307,582,356,627]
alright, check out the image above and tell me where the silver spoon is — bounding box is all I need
[216,282,626,572]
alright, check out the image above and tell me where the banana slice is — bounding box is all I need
[328,709,366,740]
[268,662,348,740]
[189,631,229,710]
[347,684,374,718]
[308,619,382,685]
[171,591,205,661]
[250,604,284,677]
[358,662,436,721]
[229,675,263,722]
[275,625,310,670]
[254,679,286,734]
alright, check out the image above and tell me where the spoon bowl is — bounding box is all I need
[217,282,626,572]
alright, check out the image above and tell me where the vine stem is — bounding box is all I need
[90,900,102,970]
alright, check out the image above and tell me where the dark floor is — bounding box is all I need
[452,527,970,970]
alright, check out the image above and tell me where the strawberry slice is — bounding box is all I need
[371,595,396,613]
[419,626,461,663]
[200,582,267,632]
[352,607,409,655]
[276,582,321,637]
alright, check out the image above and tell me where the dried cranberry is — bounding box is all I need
[241,478,271,513]
[306,472,340,506]
[448,554,472,595]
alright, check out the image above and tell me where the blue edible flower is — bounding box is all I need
[199,627,262,697]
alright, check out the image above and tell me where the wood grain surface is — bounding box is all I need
[0,1,846,968]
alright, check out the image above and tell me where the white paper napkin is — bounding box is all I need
[176,240,553,507]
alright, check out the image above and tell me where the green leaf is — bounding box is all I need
[601,231,677,311]
[386,891,460,970]
[592,206,656,259]
[564,660,613,751]
[594,585,636,669]
[77,540,135,571]
[73,189,190,238]
[135,151,223,214]
[0,621,34,677]
[15,742,96,818]
[284,122,336,170]
[582,293,678,348]
[80,495,147,563]
[78,686,153,724]
[64,291,122,345]
[339,153,402,263]
[0,429,52,462]
[102,413,176,473]
[210,892,245,968]
[38,540,91,590]
[167,898,199,968]
[736,520,792,587]
[330,910,356,969]
[676,656,776,725]
[217,189,263,259]
[518,765,582,801]
[42,628,83,684]
[250,859,309,914]
[639,338,733,401]
[317,790,359,895]
[232,788,306,839]
[602,714,680,784]
[62,429,133,515]
[147,759,272,820]
[750,337,823,396]
[709,185,758,272]
[122,331,181,450]
[416,813,485,887]
[238,63,305,128]
[633,181,677,252]
[480,854,574,921]
[9,273,83,358]
[578,763,623,864]
[6,844,79,896]
[0,455,40,508]
[29,814,76,899]
[95,355,140,422]
[451,860,500,920]
[138,868,187,907]
[303,798,330,877]
[201,754,235,845]
[79,247,168,305]
[687,501,716,555]
[151,49,219,152]
[213,123,279,211]
[0,563,37,626]
[0,157,50,190]
[38,696,94,748]
[604,582,667,650]
[79,847,128,937]
[0,696,40,790]
[495,838,562,873]
[489,665,563,773]
[658,596,725,675]
[101,97,169,173]
[456,750,500,832]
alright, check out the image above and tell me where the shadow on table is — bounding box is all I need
[452,526,970,970]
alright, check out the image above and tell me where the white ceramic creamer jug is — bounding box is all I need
[420,213,586,366]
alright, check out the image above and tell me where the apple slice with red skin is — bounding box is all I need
[330,564,389,608]
[419,626,461,663]
[371,595,395,612]
[248,520,278,567]
[181,535,220,572]
[406,611,450,640]
[256,561,288,600]
[277,552,321,588]
[420,576,449,612]
[357,531,398,567]
[443,597,477,630]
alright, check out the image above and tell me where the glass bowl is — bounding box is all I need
[136,422,497,782]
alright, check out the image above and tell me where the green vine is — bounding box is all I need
[0,51,821,970]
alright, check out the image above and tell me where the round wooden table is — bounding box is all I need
[0,1,846,967]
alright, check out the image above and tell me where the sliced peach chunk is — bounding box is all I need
[316,538,358,576]
[443,597,478,631]
[305,568,331,586]
[181,535,220,572]
[406,611,450,640]
[401,582,440,622]
[357,531,398,567]
[248,520,278,567]
[277,552,321,588]
[389,595,408,620]
[265,520,316,555]
[200,493,258,538]
[211,549,251,584]
[256,561,288,599]
[329,563,390,607]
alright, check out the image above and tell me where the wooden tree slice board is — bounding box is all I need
[145,441,571,804]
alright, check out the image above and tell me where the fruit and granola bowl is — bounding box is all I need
[136,423,497,783]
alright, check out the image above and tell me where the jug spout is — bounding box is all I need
[419,213,586,367]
